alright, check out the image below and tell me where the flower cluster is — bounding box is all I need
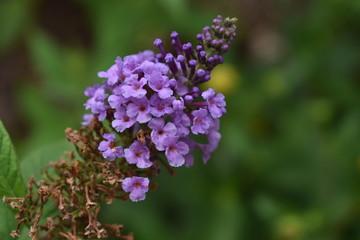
[3,16,237,240]
[83,16,236,202]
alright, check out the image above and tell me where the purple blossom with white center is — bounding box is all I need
[163,137,189,167]
[191,108,213,134]
[98,133,123,161]
[122,177,149,202]
[202,88,226,118]
[98,57,123,85]
[112,107,136,132]
[148,118,177,151]
[149,95,174,117]
[124,140,152,168]
[126,97,152,123]
[121,74,147,98]
[147,72,173,99]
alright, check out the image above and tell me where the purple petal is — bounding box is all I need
[166,149,185,167]
[148,118,165,130]
[137,111,152,123]
[98,71,108,78]
[129,188,146,202]
[98,111,107,121]
[114,147,124,158]
[209,105,223,118]
[184,154,194,167]
[124,148,137,164]
[102,149,116,161]
[103,133,116,141]
[163,122,177,136]
[202,88,215,100]
[108,95,124,109]
[158,88,173,99]
[126,103,139,118]
[163,136,178,148]
[98,141,110,151]
[122,178,134,192]
[136,158,153,168]
[175,141,189,155]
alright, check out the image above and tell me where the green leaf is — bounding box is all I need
[0,121,26,198]
[0,121,27,239]
[0,200,18,239]
[0,201,30,239]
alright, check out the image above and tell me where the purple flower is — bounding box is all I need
[122,177,149,202]
[124,140,152,168]
[108,92,126,109]
[171,112,191,137]
[98,57,123,85]
[180,137,196,167]
[81,114,93,126]
[98,133,123,161]
[112,107,136,132]
[140,61,169,75]
[84,84,101,97]
[172,97,185,111]
[198,130,221,163]
[184,154,194,167]
[121,74,147,98]
[191,109,213,134]
[197,144,211,164]
[173,76,189,96]
[202,119,221,163]
[141,62,173,99]
[81,17,236,171]
[84,86,108,121]
[126,97,152,123]
[206,119,221,151]
[148,118,177,151]
[149,95,174,117]
[147,72,173,99]
[130,50,155,65]
[122,51,155,76]
[207,130,221,151]
[163,137,189,167]
[202,88,226,118]
[194,119,221,163]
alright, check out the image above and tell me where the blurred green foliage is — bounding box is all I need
[1,0,360,239]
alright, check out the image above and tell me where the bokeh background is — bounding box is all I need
[1,0,360,239]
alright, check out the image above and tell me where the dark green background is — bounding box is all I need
[1,0,360,239]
